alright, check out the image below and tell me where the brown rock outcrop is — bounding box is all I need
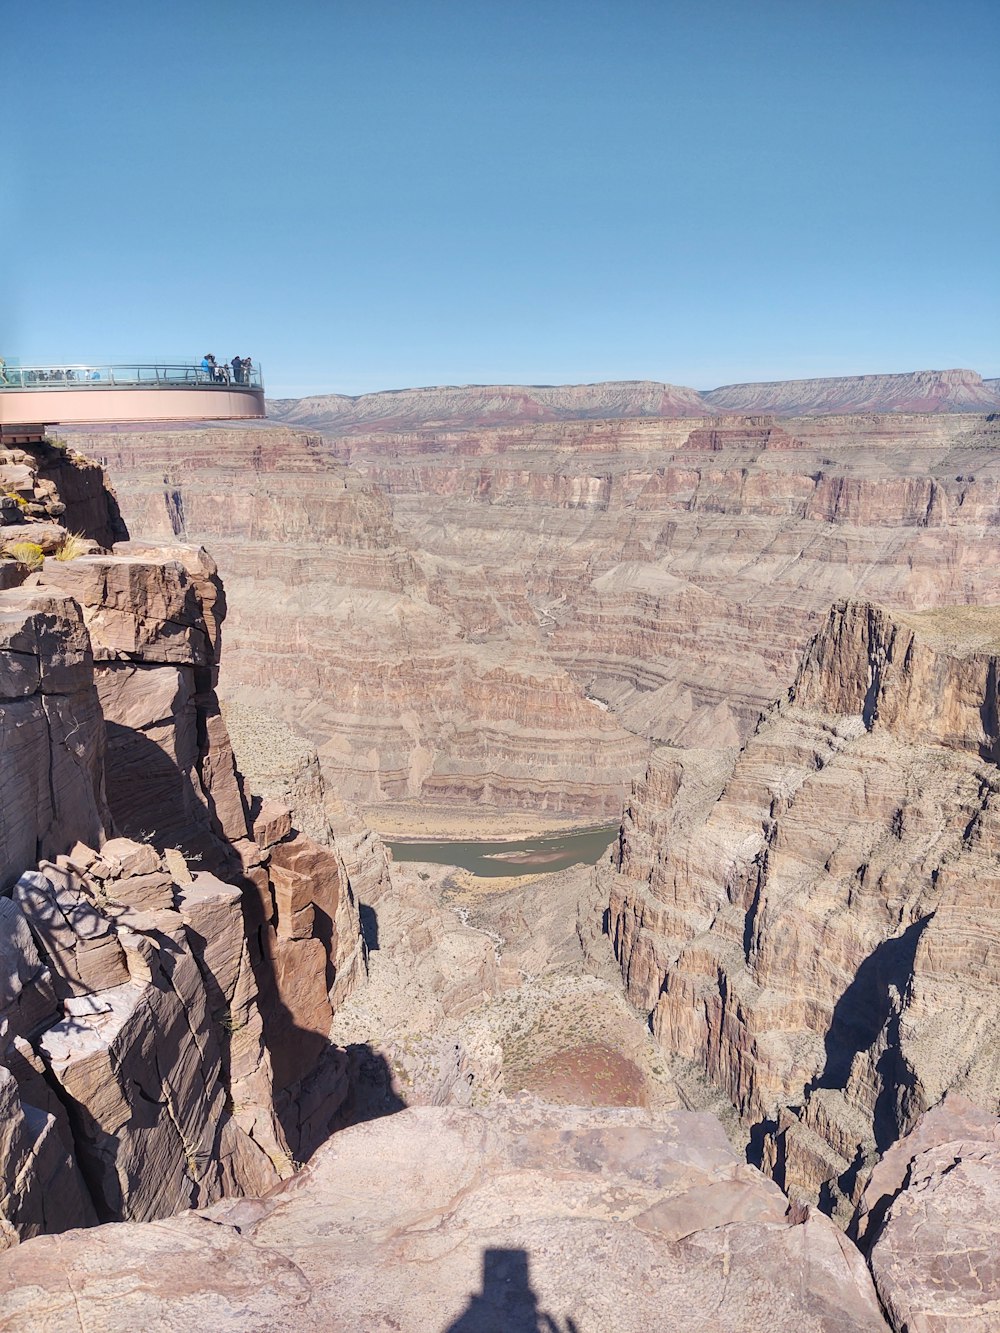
[0,1103,890,1332]
[606,599,1000,1222]
[0,438,127,549]
[0,451,367,1247]
[854,1097,1000,1331]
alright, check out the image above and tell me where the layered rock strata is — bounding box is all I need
[0,1103,890,1332]
[701,367,1000,415]
[75,426,648,831]
[71,410,1000,833]
[606,600,1000,1223]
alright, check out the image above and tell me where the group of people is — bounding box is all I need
[200,353,254,385]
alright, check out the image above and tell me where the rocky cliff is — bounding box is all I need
[0,444,366,1248]
[70,409,1000,835]
[73,425,649,834]
[1,436,998,1327]
[605,599,1000,1227]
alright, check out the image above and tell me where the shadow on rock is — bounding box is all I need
[445,1249,579,1333]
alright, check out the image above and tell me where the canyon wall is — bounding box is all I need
[0,444,366,1247]
[70,409,1000,835]
[605,599,1000,1223]
[2,428,997,1328]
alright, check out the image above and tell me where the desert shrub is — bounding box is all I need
[1,488,30,510]
[6,540,43,570]
[54,531,88,561]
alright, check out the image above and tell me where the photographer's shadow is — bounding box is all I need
[445,1248,579,1333]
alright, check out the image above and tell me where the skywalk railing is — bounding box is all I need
[0,363,264,391]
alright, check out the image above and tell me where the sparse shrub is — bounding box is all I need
[54,531,88,562]
[6,540,44,571]
[214,1007,248,1034]
[1,487,30,510]
[44,436,68,453]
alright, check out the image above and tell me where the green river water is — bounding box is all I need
[385,822,620,879]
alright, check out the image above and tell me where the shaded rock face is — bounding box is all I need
[72,409,1000,833]
[0,488,366,1247]
[0,1103,890,1332]
[606,600,1000,1224]
[0,591,107,890]
[0,439,127,550]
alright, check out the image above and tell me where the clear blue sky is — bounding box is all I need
[3,0,997,396]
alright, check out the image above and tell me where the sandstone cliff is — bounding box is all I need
[0,446,367,1248]
[70,410,1000,835]
[606,599,1000,1228]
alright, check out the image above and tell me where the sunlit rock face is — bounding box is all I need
[0,1103,890,1333]
[852,1096,1000,1331]
[701,367,1000,414]
[605,600,1000,1222]
[73,408,1000,834]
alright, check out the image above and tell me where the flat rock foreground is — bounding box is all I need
[1,386,998,1331]
[0,1104,891,1332]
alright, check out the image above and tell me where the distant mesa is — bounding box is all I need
[0,361,265,445]
[702,367,1000,415]
[266,368,1000,433]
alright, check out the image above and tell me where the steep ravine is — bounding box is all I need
[71,408,1000,837]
